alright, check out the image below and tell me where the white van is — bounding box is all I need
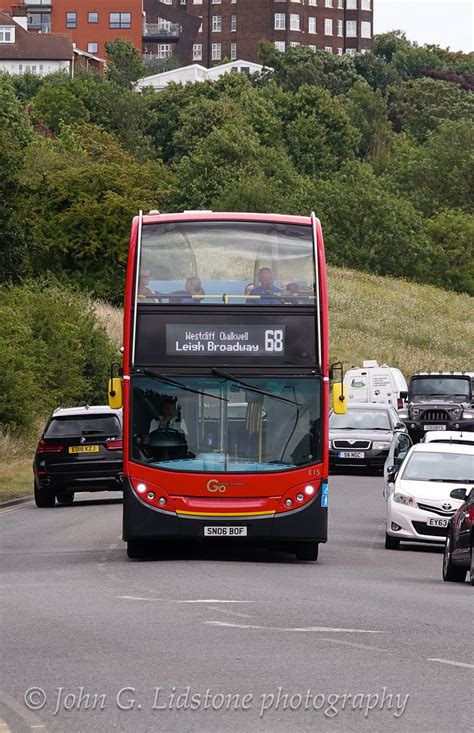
[344,361,408,410]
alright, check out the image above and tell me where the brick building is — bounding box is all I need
[3,1,374,67]
[146,0,374,66]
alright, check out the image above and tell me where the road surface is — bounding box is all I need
[1,473,472,732]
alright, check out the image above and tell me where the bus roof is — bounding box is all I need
[138,211,314,227]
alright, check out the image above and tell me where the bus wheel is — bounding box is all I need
[34,485,55,508]
[295,542,319,561]
[57,492,74,505]
[127,540,149,559]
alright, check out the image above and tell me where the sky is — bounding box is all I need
[374,0,474,53]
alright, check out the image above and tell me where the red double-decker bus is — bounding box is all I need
[110,211,344,560]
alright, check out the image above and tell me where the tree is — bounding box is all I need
[424,210,474,295]
[21,124,173,302]
[283,85,360,178]
[388,77,474,142]
[31,82,90,133]
[345,80,392,162]
[312,161,430,282]
[105,39,147,89]
[386,119,474,217]
[0,77,32,282]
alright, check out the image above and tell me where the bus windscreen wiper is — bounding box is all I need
[132,368,228,402]
[211,368,301,407]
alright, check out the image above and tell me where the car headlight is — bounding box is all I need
[411,408,421,417]
[450,407,461,417]
[373,441,391,450]
[393,492,417,507]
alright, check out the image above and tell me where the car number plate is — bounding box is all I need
[337,451,365,458]
[427,517,449,528]
[204,526,247,537]
[424,425,446,431]
[69,445,100,453]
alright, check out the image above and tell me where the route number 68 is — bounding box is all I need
[264,329,284,352]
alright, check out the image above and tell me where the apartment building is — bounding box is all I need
[4,1,374,66]
[147,0,374,66]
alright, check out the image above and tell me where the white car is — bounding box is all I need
[422,430,474,446]
[385,443,474,549]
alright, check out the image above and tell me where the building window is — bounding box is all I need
[346,48,356,56]
[308,0,317,6]
[325,46,333,53]
[274,40,286,53]
[337,19,343,36]
[88,12,99,23]
[87,42,98,54]
[0,27,14,43]
[230,42,237,60]
[193,43,202,60]
[308,17,316,34]
[211,15,221,32]
[361,21,371,38]
[325,0,333,6]
[274,13,285,30]
[66,12,76,29]
[109,12,131,29]
[337,47,343,55]
[211,42,221,60]
[324,18,333,35]
[289,14,301,31]
[231,14,237,32]
[346,20,357,37]
[361,0,371,9]
[346,0,357,9]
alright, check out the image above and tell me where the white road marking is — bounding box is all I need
[206,621,383,633]
[320,637,388,652]
[119,595,253,604]
[0,507,29,518]
[427,658,474,670]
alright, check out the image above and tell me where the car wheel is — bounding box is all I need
[127,540,150,559]
[385,533,400,550]
[56,492,74,505]
[295,542,319,561]
[442,534,467,583]
[34,484,55,508]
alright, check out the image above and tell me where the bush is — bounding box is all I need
[0,282,117,432]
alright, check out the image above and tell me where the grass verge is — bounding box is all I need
[0,458,33,502]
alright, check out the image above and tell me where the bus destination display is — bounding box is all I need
[166,324,286,355]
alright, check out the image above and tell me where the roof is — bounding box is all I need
[135,60,269,90]
[412,372,472,377]
[139,211,313,227]
[52,406,122,417]
[344,403,392,410]
[411,442,474,456]
[0,11,73,60]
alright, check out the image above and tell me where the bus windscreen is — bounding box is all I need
[137,221,315,305]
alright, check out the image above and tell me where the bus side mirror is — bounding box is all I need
[332,383,347,415]
[108,377,123,410]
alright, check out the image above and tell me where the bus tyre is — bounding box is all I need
[295,542,319,561]
[385,533,400,550]
[442,534,466,582]
[34,485,55,508]
[127,540,149,559]
[57,492,74,505]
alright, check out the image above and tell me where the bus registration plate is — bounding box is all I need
[204,526,247,537]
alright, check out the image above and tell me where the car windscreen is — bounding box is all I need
[45,415,121,438]
[410,377,471,399]
[330,410,390,430]
[401,451,474,483]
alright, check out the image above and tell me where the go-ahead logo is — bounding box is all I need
[206,479,227,493]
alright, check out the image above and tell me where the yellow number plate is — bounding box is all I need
[69,445,100,454]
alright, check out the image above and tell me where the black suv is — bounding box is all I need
[34,406,123,507]
[400,372,474,443]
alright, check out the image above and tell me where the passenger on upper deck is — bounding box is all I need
[138,269,156,297]
[246,267,282,304]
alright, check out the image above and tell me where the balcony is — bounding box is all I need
[143,22,181,42]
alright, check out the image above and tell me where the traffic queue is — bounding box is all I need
[329,361,474,585]
[32,360,473,583]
